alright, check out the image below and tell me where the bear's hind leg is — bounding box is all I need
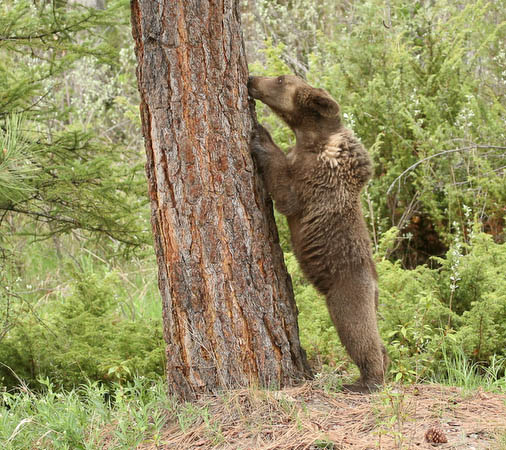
[326,270,386,393]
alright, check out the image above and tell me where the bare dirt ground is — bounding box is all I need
[136,382,505,449]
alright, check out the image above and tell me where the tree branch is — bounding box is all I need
[0,15,95,42]
[387,144,506,195]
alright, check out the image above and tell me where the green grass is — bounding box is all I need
[431,345,506,393]
[0,377,174,450]
[3,236,161,322]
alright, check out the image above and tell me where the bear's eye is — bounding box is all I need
[277,76,283,85]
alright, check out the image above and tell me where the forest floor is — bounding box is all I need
[125,382,506,449]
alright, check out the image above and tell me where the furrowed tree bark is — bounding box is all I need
[131,0,310,400]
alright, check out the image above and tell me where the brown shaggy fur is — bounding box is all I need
[248,75,388,392]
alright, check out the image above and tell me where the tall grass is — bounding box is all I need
[0,377,173,450]
[431,344,506,392]
[3,235,161,321]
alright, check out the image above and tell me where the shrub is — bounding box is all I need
[378,226,506,381]
[0,267,164,390]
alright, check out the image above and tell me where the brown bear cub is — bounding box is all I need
[248,75,388,393]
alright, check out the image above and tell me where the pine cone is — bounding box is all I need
[425,426,448,444]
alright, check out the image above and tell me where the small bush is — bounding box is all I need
[0,268,164,390]
[378,226,506,380]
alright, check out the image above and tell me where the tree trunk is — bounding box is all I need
[131,0,310,400]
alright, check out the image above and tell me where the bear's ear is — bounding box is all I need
[309,89,340,117]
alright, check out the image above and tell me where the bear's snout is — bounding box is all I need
[247,76,258,98]
[247,76,265,100]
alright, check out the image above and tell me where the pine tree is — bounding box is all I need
[131,0,311,399]
[0,0,148,251]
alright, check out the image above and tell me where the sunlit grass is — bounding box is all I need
[0,377,173,449]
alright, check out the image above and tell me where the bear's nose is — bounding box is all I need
[247,76,254,87]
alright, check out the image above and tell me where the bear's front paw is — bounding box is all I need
[250,124,273,169]
[251,123,274,147]
[250,141,269,171]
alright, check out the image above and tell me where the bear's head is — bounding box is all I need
[248,75,341,132]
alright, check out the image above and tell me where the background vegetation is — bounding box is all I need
[0,0,505,447]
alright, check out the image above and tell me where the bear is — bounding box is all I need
[248,74,388,393]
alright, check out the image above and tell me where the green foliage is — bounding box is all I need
[374,387,412,448]
[432,345,506,391]
[379,227,506,382]
[0,0,149,251]
[0,0,153,388]
[250,0,343,72]
[0,260,164,390]
[0,116,38,208]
